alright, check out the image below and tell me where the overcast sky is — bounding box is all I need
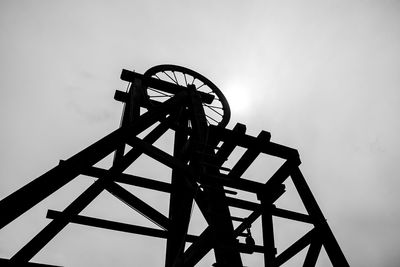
[1,1,400,266]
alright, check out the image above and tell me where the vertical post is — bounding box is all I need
[259,196,277,267]
[187,85,242,267]
[114,78,143,163]
[165,107,195,267]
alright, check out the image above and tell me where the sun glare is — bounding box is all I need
[223,84,251,116]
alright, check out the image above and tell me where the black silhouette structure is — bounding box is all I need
[0,65,349,266]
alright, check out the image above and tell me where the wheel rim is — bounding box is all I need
[144,64,231,128]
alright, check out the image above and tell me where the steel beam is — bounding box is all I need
[212,123,247,164]
[290,167,349,267]
[181,162,287,266]
[82,166,171,193]
[271,207,313,224]
[46,210,176,240]
[303,240,322,267]
[226,196,260,210]
[260,197,277,266]
[189,88,242,267]
[6,93,189,262]
[165,109,193,267]
[182,227,215,267]
[0,65,349,267]
[113,77,144,163]
[209,126,299,160]
[105,181,170,230]
[9,178,113,263]
[202,173,265,193]
[228,131,270,179]
[0,92,188,230]
[275,229,315,266]
[126,137,194,183]
[46,210,261,256]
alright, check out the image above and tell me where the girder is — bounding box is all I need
[0,65,348,267]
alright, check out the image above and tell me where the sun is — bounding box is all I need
[223,83,251,116]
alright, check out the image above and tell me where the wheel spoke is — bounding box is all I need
[204,104,223,117]
[172,71,179,85]
[144,64,230,127]
[163,71,178,85]
[196,83,206,90]
[149,95,172,98]
[204,104,223,110]
[148,87,172,97]
[205,114,219,124]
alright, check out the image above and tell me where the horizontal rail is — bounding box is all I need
[82,166,171,193]
[209,125,300,160]
[46,210,263,254]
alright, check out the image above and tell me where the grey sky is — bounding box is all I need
[1,0,399,266]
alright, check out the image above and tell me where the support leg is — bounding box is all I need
[290,167,349,267]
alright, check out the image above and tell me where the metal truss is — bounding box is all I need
[0,65,349,266]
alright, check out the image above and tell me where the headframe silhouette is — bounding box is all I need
[0,65,349,266]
